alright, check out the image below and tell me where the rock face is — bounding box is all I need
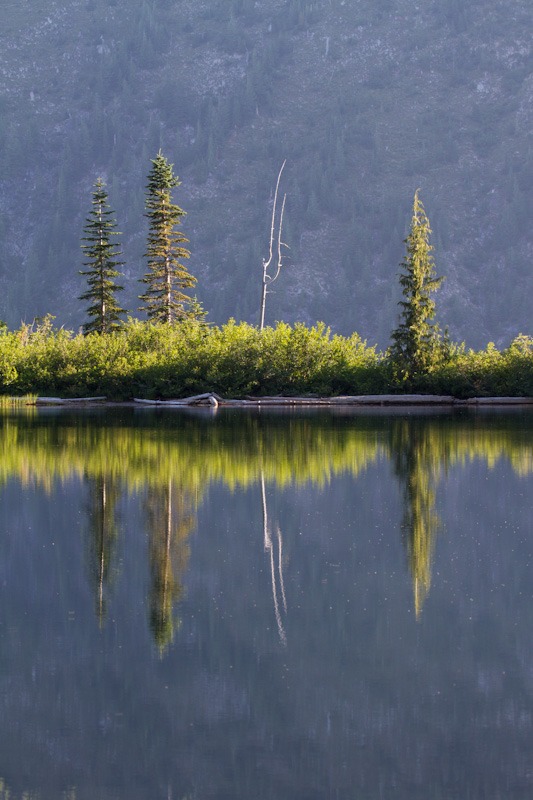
[1,0,533,349]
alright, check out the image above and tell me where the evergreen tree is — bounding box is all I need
[388,190,444,379]
[139,151,196,323]
[188,295,209,326]
[79,179,127,334]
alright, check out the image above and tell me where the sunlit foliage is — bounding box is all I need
[0,317,532,400]
[388,190,445,381]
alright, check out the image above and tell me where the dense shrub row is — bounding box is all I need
[414,335,533,398]
[0,317,532,400]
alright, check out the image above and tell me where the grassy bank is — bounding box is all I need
[0,318,532,401]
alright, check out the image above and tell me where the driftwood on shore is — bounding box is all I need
[33,396,107,405]
[22,392,533,408]
[133,393,533,408]
[464,396,533,405]
[134,392,458,407]
[134,392,221,407]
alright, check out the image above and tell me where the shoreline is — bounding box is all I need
[26,393,533,408]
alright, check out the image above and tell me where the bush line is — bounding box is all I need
[1,318,533,401]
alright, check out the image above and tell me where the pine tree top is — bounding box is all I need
[144,152,186,226]
[146,151,180,190]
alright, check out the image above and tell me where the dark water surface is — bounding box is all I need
[0,406,533,799]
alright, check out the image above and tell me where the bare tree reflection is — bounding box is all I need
[261,469,287,645]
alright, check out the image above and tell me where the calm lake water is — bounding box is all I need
[1,406,533,799]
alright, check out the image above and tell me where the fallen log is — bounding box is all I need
[34,396,107,405]
[247,398,329,406]
[243,394,458,405]
[66,396,107,403]
[245,395,320,402]
[465,396,533,405]
[134,393,219,407]
[329,394,456,405]
[133,393,533,409]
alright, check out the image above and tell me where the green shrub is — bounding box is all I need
[1,319,532,401]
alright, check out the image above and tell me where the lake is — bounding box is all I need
[0,406,532,799]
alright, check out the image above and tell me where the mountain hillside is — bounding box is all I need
[1,0,532,348]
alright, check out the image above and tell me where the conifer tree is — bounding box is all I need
[139,151,196,323]
[79,179,127,334]
[389,190,444,379]
[188,295,209,327]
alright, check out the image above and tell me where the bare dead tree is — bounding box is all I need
[259,161,289,330]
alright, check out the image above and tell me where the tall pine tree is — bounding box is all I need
[139,151,196,323]
[389,190,444,379]
[79,179,127,334]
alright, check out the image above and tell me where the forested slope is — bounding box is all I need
[1,0,532,348]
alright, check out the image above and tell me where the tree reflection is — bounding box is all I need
[83,474,121,624]
[389,420,443,617]
[6,409,533,635]
[0,412,382,490]
[261,470,287,645]
[145,477,195,651]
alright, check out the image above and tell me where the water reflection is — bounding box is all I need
[83,474,121,624]
[388,420,441,616]
[0,410,382,488]
[2,409,533,630]
[1,409,533,798]
[145,478,195,651]
[261,470,287,645]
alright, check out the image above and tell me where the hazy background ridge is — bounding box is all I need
[1,0,532,349]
